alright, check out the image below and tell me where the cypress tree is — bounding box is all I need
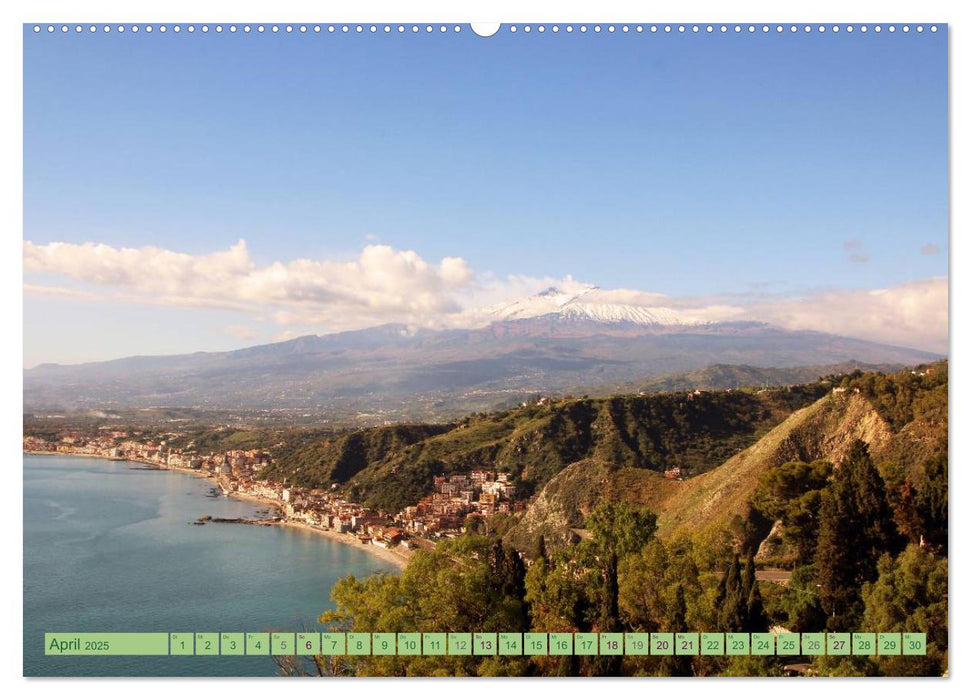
[746,580,768,633]
[816,479,859,629]
[816,440,899,630]
[917,451,948,550]
[489,540,507,595]
[716,554,747,632]
[599,552,620,631]
[661,585,693,677]
[849,441,900,562]
[592,552,622,676]
[535,534,548,565]
[742,552,757,599]
[503,545,528,600]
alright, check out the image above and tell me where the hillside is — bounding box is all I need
[260,423,453,490]
[507,362,947,553]
[262,382,831,513]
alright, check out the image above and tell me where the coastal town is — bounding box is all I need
[22,429,527,564]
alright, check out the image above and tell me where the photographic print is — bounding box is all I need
[22,20,948,678]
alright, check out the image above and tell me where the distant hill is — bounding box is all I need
[591,360,903,396]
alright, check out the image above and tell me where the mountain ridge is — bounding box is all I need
[505,362,947,554]
[24,286,942,416]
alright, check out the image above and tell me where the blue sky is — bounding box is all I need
[23,25,948,364]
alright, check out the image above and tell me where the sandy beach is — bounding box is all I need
[221,488,409,569]
[273,519,409,569]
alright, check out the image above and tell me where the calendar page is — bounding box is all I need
[21,11,948,682]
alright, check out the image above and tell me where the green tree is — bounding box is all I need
[752,460,832,565]
[320,534,531,676]
[591,552,622,675]
[587,501,658,559]
[745,581,768,633]
[894,447,947,551]
[752,460,832,518]
[714,554,748,632]
[816,440,900,630]
[779,565,826,633]
[659,585,693,677]
[861,545,947,676]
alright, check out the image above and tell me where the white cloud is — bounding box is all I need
[23,283,100,300]
[24,239,477,328]
[23,239,948,354]
[740,277,948,354]
[221,325,260,341]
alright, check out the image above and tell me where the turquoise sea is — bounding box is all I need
[23,454,398,676]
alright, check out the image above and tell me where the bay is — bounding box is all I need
[23,454,397,676]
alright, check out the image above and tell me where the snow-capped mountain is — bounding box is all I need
[479,284,712,327]
[25,283,941,416]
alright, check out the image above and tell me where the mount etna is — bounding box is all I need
[24,286,941,419]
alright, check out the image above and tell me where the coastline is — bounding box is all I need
[24,450,409,570]
[272,519,408,570]
[225,488,409,570]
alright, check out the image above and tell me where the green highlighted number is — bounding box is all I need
[195,633,218,656]
[347,633,371,656]
[221,633,244,656]
[170,633,193,656]
[422,633,446,656]
[550,633,573,655]
[372,633,395,656]
[524,633,548,656]
[398,633,421,656]
[726,633,749,656]
[575,633,597,655]
[500,632,523,655]
[246,633,269,655]
[321,633,346,655]
[879,633,901,656]
[777,633,800,655]
[751,633,774,656]
[702,632,724,656]
[903,633,926,656]
[853,633,876,656]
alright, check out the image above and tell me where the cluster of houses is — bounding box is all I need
[274,487,408,548]
[24,431,130,455]
[25,432,272,480]
[395,470,522,536]
[24,430,526,549]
